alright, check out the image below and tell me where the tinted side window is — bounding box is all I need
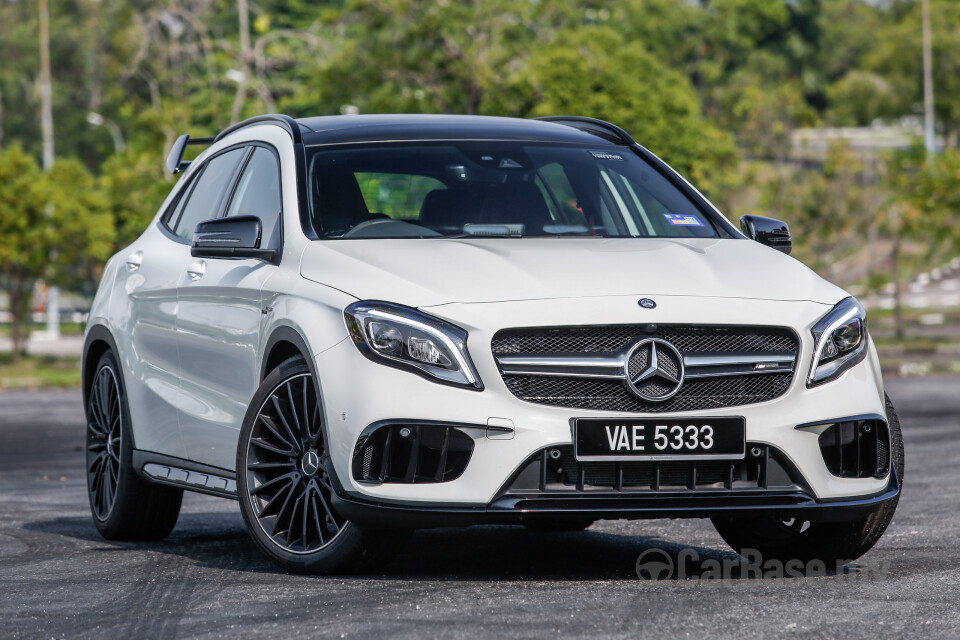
[226,147,282,249]
[173,148,245,241]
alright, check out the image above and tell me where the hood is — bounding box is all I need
[300,237,847,308]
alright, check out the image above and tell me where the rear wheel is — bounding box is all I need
[712,394,904,566]
[236,356,409,574]
[86,350,182,540]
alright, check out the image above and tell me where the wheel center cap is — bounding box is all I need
[300,450,320,477]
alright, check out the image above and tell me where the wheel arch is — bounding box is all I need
[261,326,315,381]
[82,324,121,412]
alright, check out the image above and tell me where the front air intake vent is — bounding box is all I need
[817,419,890,479]
[352,422,475,485]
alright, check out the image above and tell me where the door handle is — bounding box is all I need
[126,251,143,271]
[187,260,206,281]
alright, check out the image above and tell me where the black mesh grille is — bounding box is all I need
[502,374,792,413]
[492,324,797,355]
[493,324,797,413]
[502,444,806,494]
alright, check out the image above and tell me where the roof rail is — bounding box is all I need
[214,114,303,144]
[533,116,635,146]
[165,134,215,175]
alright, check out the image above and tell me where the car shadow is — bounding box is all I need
[21,514,865,581]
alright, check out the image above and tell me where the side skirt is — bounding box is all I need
[132,450,238,499]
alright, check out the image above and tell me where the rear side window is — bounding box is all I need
[170,148,245,241]
[226,147,282,249]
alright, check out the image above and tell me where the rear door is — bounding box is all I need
[176,145,283,470]
[119,147,246,459]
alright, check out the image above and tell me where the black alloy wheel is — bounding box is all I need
[87,363,123,521]
[244,371,345,553]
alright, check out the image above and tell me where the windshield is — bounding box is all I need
[307,142,718,239]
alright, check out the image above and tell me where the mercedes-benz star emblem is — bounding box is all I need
[625,338,684,402]
[300,450,320,477]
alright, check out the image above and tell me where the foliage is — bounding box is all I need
[0,0,958,342]
[0,145,113,359]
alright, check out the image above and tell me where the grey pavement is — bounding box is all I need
[1,378,958,639]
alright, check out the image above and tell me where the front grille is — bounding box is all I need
[501,444,806,495]
[493,324,798,412]
[492,324,798,355]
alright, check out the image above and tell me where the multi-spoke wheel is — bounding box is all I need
[237,356,410,574]
[87,364,122,521]
[85,350,183,540]
[244,372,344,553]
[712,393,904,567]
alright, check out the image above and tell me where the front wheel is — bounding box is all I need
[236,357,409,574]
[711,394,904,566]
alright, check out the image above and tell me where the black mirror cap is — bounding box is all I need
[740,214,792,255]
[191,215,276,261]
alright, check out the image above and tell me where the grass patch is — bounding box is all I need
[0,322,86,338]
[0,354,81,390]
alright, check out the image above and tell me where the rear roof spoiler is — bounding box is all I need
[166,115,304,174]
[165,134,215,175]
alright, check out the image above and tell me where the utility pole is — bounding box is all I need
[229,0,251,125]
[922,0,936,157]
[39,0,54,170]
[39,0,60,338]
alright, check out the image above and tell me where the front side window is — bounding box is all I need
[170,147,245,241]
[306,143,717,240]
[226,147,282,249]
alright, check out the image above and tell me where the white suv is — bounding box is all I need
[83,114,902,573]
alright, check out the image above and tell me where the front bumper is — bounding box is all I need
[312,295,891,518]
[331,469,900,528]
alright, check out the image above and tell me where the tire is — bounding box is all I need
[86,350,183,540]
[524,518,595,532]
[236,356,410,574]
[711,393,904,566]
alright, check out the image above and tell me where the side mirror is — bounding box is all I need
[191,216,276,261]
[739,215,792,255]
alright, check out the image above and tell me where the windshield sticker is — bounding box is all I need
[588,150,625,161]
[499,158,523,168]
[663,213,705,227]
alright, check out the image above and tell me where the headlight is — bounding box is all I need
[344,301,483,390]
[807,297,868,386]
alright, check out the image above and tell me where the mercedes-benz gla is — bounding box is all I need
[83,114,902,573]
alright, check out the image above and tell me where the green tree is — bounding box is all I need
[514,27,738,193]
[0,145,114,360]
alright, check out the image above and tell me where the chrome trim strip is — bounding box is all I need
[683,352,796,367]
[496,354,625,379]
[495,351,796,380]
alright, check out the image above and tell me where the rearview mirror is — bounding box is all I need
[191,216,276,261]
[739,215,792,255]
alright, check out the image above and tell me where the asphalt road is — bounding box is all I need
[2,378,959,639]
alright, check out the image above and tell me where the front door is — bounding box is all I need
[175,145,283,470]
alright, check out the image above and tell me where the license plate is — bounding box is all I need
[573,417,745,461]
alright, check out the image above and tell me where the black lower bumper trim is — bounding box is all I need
[332,470,900,529]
